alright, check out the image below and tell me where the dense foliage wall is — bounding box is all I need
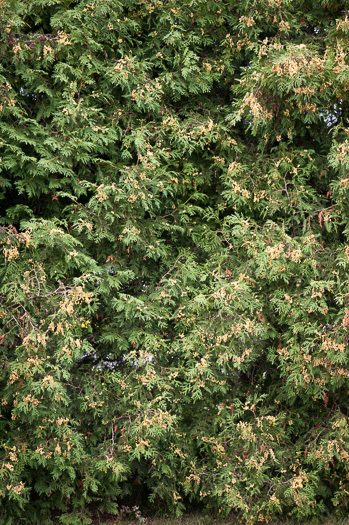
[1,0,349,523]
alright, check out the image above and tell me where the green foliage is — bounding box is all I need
[1,0,349,523]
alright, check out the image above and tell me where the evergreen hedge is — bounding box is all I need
[1,0,349,523]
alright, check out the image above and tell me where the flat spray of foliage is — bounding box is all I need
[1,0,349,523]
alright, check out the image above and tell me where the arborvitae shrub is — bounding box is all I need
[1,1,349,523]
